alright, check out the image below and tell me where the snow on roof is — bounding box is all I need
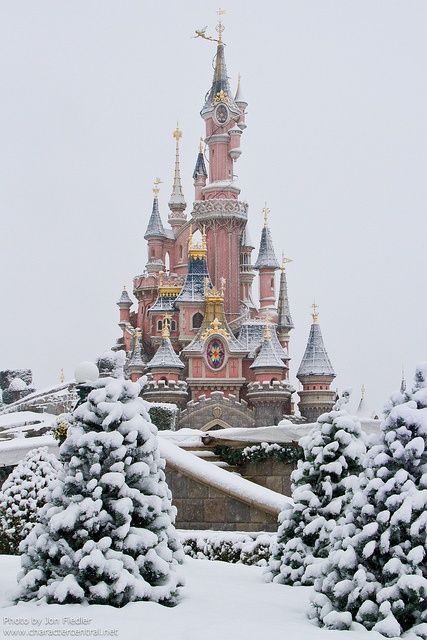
[297,323,335,377]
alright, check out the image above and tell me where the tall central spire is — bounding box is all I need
[168,125,186,230]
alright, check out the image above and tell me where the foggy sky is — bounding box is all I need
[1,1,426,415]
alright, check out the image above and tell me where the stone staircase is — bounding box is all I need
[179,443,240,473]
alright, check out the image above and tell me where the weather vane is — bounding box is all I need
[281,253,292,271]
[262,202,270,225]
[152,177,162,196]
[194,8,227,45]
[312,301,319,323]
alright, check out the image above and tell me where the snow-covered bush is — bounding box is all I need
[310,364,427,636]
[214,442,302,466]
[180,530,273,566]
[16,377,183,607]
[265,390,366,586]
[0,447,62,554]
[148,404,178,431]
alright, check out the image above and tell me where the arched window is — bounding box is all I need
[192,312,204,329]
[180,245,183,260]
[171,320,177,331]
[157,320,163,332]
[271,277,275,290]
[164,252,170,273]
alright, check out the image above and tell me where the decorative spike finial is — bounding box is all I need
[216,7,226,44]
[311,301,319,323]
[262,202,270,226]
[59,368,65,384]
[173,123,182,142]
[199,137,205,153]
[400,366,406,393]
[281,253,292,271]
[361,383,365,398]
[263,321,272,341]
[152,177,162,196]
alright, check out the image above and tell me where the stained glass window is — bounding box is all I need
[206,338,226,370]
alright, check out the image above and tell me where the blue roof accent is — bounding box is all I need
[250,337,286,370]
[146,337,185,370]
[193,151,208,179]
[175,256,211,303]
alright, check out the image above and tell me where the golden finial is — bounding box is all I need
[263,322,272,341]
[158,270,164,286]
[152,177,162,196]
[311,302,319,323]
[173,123,182,142]
[199,137,205,153]
[59,368,65,384]
[262,202,270,226]
[281,253,292,271]
[216,7,226,44]
[220,277,226,295]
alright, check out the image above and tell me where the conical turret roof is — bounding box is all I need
[128,331,147,368]
[146,336,184,371]
[117,287,132,307]
[250,331,286,370]
[144,195,166,239]
[193,149,208,179]
[254,224,279,270]
[297,318,335,378]
[201,43,240,117]
[277,263,293,330]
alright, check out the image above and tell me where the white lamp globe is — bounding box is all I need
[74,362,99,384]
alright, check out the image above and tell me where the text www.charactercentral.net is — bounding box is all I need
[2,617,119,637]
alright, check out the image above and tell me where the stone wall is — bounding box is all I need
[165,468,278,532]
[237,459,296,497]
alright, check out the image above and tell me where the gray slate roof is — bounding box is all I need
[193,151,208,179]
[146,337,184,370]
[128,334,148,368]
[175,256,211,303]
[250,337,286,370]
[237,321,289,360]
[297,323,335,377]
[148,295,177,313]
[277,269,294,330]
[144,196,166,239]
[254,225,279,269]
[201,43,240,117]
[117,288,132,307]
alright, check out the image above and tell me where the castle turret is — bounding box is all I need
[193,139,208,200]
[117,286,132,325]
[297,304,336,422]
[234,73,247,129]
[168,126,187,234]
[277,255,294,350]
[246,324,293,425]
[144,179,166,274]
[192,16,248,322]
[142,316,188,407]
[127,329,146,382]
[254,205,280,311]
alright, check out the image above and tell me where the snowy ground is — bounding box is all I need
[0,556,383,640]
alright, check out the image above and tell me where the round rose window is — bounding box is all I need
[206,338,226,370]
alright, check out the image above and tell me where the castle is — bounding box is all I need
[114,19,336,430]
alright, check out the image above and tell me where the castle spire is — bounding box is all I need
[200,13,240,118]
[277,255,294,331]
[168,125,186,225]
[193,139,208,180]
[254,205,280,270]
[144,179,166,239]
[297,305,335,378]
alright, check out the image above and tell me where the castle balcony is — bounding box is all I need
[192,198,248,222]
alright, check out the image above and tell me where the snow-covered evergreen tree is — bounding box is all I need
[265,390,366,586]
[310,363,427,636]
[16,377,183,607]
[0,447,62,554]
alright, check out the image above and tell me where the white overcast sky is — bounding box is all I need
[0,1,426,414]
